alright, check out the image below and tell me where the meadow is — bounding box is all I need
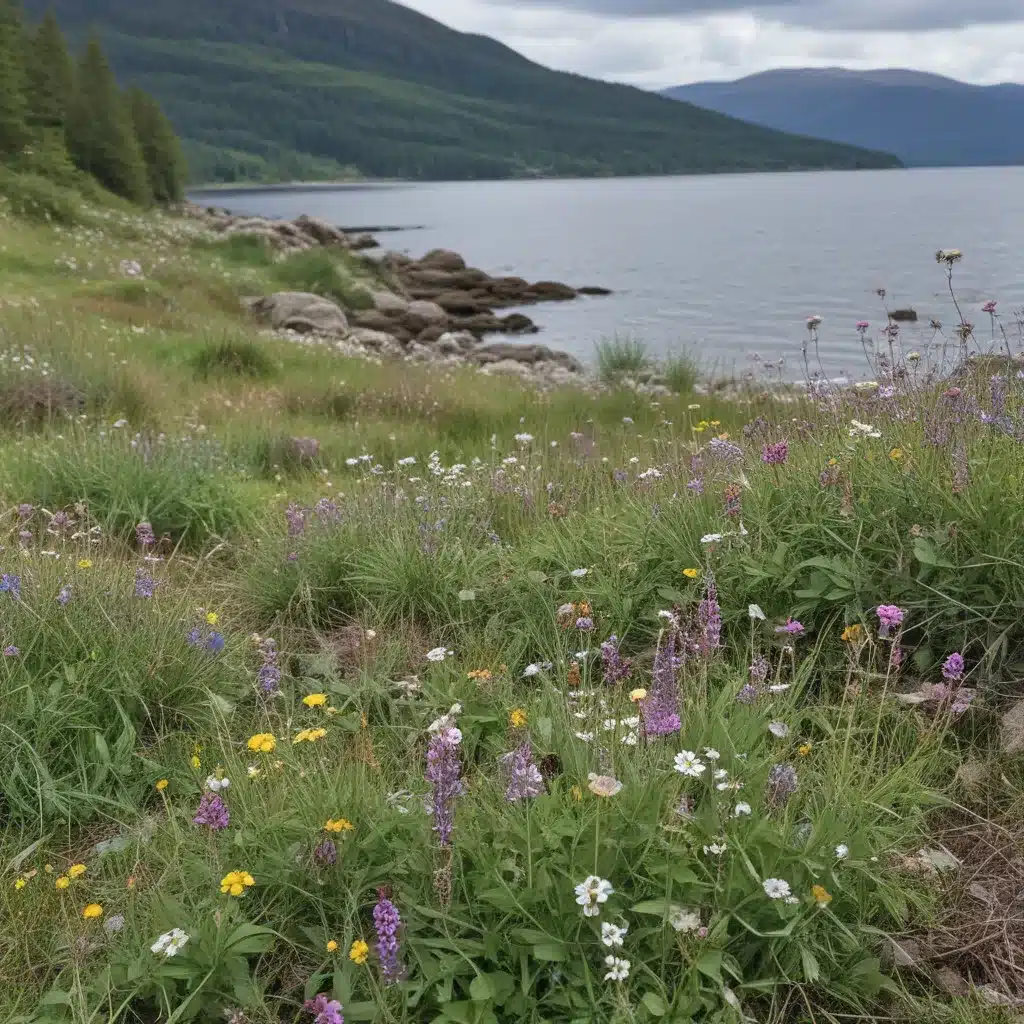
[0,184,1022,1024]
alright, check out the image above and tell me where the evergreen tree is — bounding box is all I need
[66,35,151,203]
[0,0,30,160]
[26,10,75,132]
[128,88,187,202]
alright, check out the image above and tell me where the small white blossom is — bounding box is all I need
[762,878,792,900]
[151,928,190,957]
[622,416,633,424]
[397,456,417,466]
[748,604,766,620]
[206,776,230,792]
[704,748,721,761]
[668,906,701,933]
[704,842,727,856]
[603,956,631,982]
[575,875,613,917]
[575,731,595,742]
[769,721,790,738]
[674,751,707,777]
[784,895,800,905]
[713,768,728,780]
[701,533,724,544]
[601,922,628,947]
[835,844,850,860]
[768,684,791,693]
[570,567,589,577]
[620,731,639,746]
[514,433,534,444]
[426,647,452,663]
[522,663,541,678]
[734,802,752,816]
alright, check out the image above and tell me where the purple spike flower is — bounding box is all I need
[17,503,34,520]
[736,683,759,704]
[185,626,202,647]
[942,652,965,681]
[766,763,799,808]
[875,604,905,638]
[373,890,405,983]
[256,638,281,693]
[600,635,633,686]
[697,578,722,655]
[425,726,463,847]
[761,441,789,465]
[749,655,770,684]
[503,741,544,802]
[134,569,156,599]
[303,993,344,1024]
[192,792,230,831]
[286,502,307,537]
[3,645,18,657]
[313,838,337,866]
[0,573,21,600]
[707,437,743,462]
[207,631,225,654]
[642,629,682,737]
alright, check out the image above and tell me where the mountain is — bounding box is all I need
[20,1,900,183]
[664,68,1024,168]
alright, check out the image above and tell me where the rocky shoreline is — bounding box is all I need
[183,203,617,388]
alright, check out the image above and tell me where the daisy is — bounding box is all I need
[734,802,752,816]
[151,928,190,957]
[704,748,721,761]
[762,878,792,900]
[674,751,707,777]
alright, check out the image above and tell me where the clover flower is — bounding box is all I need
[761,441,789,465]
[600,635,633,685]
[134,569,156,599]
[574,875,613,917]
[303,993,344,1024]
[835,844,850,860]
[135,521,155,549]
[876,604,905,637]
[256,637,281,693]
[313,839,337,866]
[942,652,965,681]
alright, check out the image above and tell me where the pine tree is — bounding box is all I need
[26,10,75,132]
[66,35,151,204]
[0,0,30,161]
[128,88,187,203]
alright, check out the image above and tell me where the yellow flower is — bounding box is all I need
[827,457,839,467]
[683,568,700,579]
[324,818,354,833]
[509,708,528,728]
[247,733,276,753]
[811,884,832,905]
[841,624,863,643]
[709,420,721,427]
[303,693,328,708]
[155,778,169,791]
[629,688,647,703]
[55,876,70,890]
[467,668,492,682]
[14,878,25,890]
[293,727,328,744]
[326,939,339,953]
[349,939,370,965]
[44,864,53,873]
[68,864,87,880]
[82,903,103,920]
[889,447,904,462]
[570,785,582,802]
[219,870,255,896]
[77,559,93,569]
[798,743,813,757]
[694,421,708,433]
[206,611,219,625]
[190,755,202,770]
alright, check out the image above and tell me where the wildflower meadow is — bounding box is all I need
[1,192,1023,1024]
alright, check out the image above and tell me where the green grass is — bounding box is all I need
[0,178,1020,1024]
[272,249,375,310]
[596,335,650,381]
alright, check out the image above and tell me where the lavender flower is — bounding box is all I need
[575,616,595,632]
[775,618,804,636]
[697,578,722,655]
[373,890,405,983]
[600,636,633,686]
[766,764,798,808]
[256,638,281,693]
[875,604,905,638]
[134,569,156,599]
[136,521,155,549]
[642,629,682,737]
[313,839,337,866]
[3,644,18,657]
[0,573,21,600]
[942,652,965,681]
[686,477,704,495]
[16,503,34,519]
[207,632,225,654]
[285,502,307,537]
[192,792,230,831]
[736,683,759,704]
[748,655,770,684]
[425,726,463,846]
[761,441,789,465]
[56,585,72,606]
[707,437,743,462]
[314,497,340,524]
[18,529,32,547]
[503,741,544,802]
[303,994,344,1024]
[185,627,202,647]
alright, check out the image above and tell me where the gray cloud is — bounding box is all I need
[474,0,1024,32]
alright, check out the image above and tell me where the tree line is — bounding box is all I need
[0,1,185,203]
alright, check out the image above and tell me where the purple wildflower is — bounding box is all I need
[425,726,463,847]
[17,530,31,547]
[761,441,789,466]
[314,497,340,524]
[951,690,976,716]
[313,838,337,866]
[613,468,628,484]
[766,763,798,808]
[207,632,225,654]
[575,616,595,632]
[192,792,230,831]
[0,574,21,600]
[285,502,307,537]
[185,626,202,647]
[600,635,633,686]
[723,483,742,518]
[56,585,72,606]
[642,629,682,737]
[697,578,722,655]
[748,655,770,684]
[503,741,544,802]
[256,638,281,693]
[134,569,156,599]
[16,503,34,519]
[373,890,405,983]
[889,645,905,670]
[135,521,155,549]
[736,683,759,704]
[875,604,905,638]
[303,994,344,1024]
[3,644,18,657]
[775,618,805,636]
[707,437,743,462]
[942,652,965,681]
[686,477,704,495]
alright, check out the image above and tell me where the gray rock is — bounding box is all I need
[419,248,467,272]
[528,281,577,301]
[347,328,402,352]
[578,285,613,296]
[434,290,488,314]
[370,290,410,315]
[249,292,349,335]
[472,343,583,374]
[348,233,378,251]
[437,330,477,351]
[294,214,348,247]
[478,358,534,378]
[1001,700,1024,754]
[406,300,449,323]
[890,308,918,322]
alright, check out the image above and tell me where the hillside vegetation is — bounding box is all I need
[24,0,902,183]
[0,174,1021,1024]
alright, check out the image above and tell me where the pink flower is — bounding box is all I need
[982,301,997,314]
[876,604,905,638]
[856,321,870,332]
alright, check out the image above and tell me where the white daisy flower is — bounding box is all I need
[600,922,628,947]
[151,928,189,957]
[674,751,707,777]
[762,878,792,900]
[768,684,791,693]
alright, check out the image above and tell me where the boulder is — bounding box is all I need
[347,328,403,353]
[478,358,533,378]
[890,309,918,322]
[248,292,349,335]
[434,290,488,314]
[499,313,539,335]
[528,281,577,301]
[453,313,506,335]
[1001,701,1024,755]
[294,214,348,247]
[347,233,378,251]
[370,290,410,315]
[472,343,583,374]
[406,300,448,324]
[402,268,461,289]
[436,330,478,351]
[578,285,612,296]
[416,325,448,344]
[419,248,466,272]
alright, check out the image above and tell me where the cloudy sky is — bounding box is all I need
[399,0,1024,87]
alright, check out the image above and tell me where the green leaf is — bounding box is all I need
[696,949,723,982]
[458,589,476,602]
[800,947,821,983]
[535,717,553,744]
[526,571,548,584]
[642,992,668,1016]
[631,899,672,916]
[913,537,955,568]
[343,1003,379,1021]
[437,1000,474,1022]
[670,866,700,886]
[531,942,566,961]
[470,974,495,1002]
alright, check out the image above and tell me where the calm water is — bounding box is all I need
[195,168,1024,374]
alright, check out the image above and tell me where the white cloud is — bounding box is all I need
[398,0,1024,86]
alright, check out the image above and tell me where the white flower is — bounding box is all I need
[514,433,534,444]
[345,457,359,466]
[601,922,628,947]
[620,731,639,746]
[762,878,792,900]
[704,748,721,761]
[570,567,589,577]
[522,663,541,678]
[704,842,727,856]
[713,768,728,780]
[575,731,595,742]
[602,718,618,731]
[674,751,706,777]
[151,928,189,957]
[848,419,882,439]
[701,533,724,544]
[112,418,128,428]
[502,456,518,466]
[734,802,752,816]
[768,721,790,738]
[748,604,766,620]
[397,456,417,466]
[603,956,631,982]
[835,844,850,860]
[768,684,791,693]
[246,764,260,778]
[426,646,451,662]
[658,609,675,619]
[638,467,662,480]
[575,875,614,917]
[622,716,640,728]
[206,776,230,792]
[668,906,701,933]
[784,895,800,905]
[622,416,634,424]
[723,987,741,1009]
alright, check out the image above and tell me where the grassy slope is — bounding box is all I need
[24,0,902,182]
[0,181,1020,1024]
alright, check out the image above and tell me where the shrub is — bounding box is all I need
[201,232,276,268]
[596,335,649,382]
[663,348,701,393]
[0,374,85,428]
[0,168,82,225]
[191,336,276,380]
[273,248,374,310]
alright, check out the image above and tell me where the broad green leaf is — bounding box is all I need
[696,949,723,982]
[470,974,495,1001]
[642,992,668,1016]
[531,942,567,961]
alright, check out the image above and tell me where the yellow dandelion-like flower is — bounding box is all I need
[694,421,708,433]
[77,559,93,569]
[709,420,721,427]
[326,939,339,953]
[293,727,328,744]
[67,864,87,880]
[683,568,700,579]
[811,884,832,905]
[219,870,255,896]
[55,876,70,890]
[349,939,370,965]
[467,668,492,681]
[155,778,169,791]
[629,688,647,703]
[14,878,25,890]
[841,624,863,643]
[324,818,354,833]
[206,611,219,625]
[798,743,813,757]
[190,755,202,770]
[889,448,904,462]
[303,693,328,708]
[82,903,103,920]
[570,785,582,802]
[247,733,276,753]
[509,708,528,728]
[44,864,53,873]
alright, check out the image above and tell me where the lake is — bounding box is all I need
[193,168,1024,375]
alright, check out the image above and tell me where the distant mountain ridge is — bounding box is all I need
[663,68,1024,168]
[21,0,900,183]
